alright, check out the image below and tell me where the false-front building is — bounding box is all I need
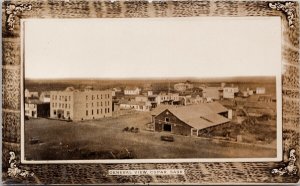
[50,87,112,121]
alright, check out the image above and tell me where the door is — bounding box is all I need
[163,124,171,132]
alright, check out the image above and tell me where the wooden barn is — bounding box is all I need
[152,102,230,136]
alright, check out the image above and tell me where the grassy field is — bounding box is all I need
[24,112,276,161]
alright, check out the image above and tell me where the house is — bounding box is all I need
[159,92,180,105]
[135,96,148,102]
[202,87,222,100]
[256,87,266,94]
[223,87,239,99]
[50,87,112,121]
[25,89,39,99]
[174,82,194,92]
[152,102,231,136]
[25,99,38,118]
[124,86,141,95]
[119,100,152,112]
[147,91,153,96]
[148,95,161,108]
[25,97,50,118]
[39,91,51,103]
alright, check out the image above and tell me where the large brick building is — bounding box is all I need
[50,87,112,121]
[152,102,231,136]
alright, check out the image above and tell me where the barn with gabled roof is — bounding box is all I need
[152,102,231,136]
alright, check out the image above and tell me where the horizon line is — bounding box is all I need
[25,75,276,81]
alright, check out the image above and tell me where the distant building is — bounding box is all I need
[119,100,152,112]
[124,86,141,95]
[223,87,239,99]
[50,87,112,121]
[135,96,148,102]
[147,91,153,96]
[152,102,230,136]
[25,98,50,118]
[39,91,51,103]
[148,95,161,108]
[256,87,266,94]
[247,88,254,95]
[174,82,194,92]
[25,89,39,99]
[159,92,180,104]
[202,87,222,100]
[25,100,38,118]
[258,95,276,103]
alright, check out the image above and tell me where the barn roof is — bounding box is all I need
[153,102,229,130]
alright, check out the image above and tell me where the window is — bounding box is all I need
[65,104,67,108]
[86,110,88,116]
[97,109,99,114]
[97,95,99,99]
[55,95,57,100]
[62,104,64,108]
[86,103,88,108]
[69,96,71,101]
[69,104,70,109]
[101,95,102,99]
[107,94,110,98]
[92,102,93,107]
[105,108,107,113]
[54,110,56,115]
[165,117,170,122]
[101,102,103,106]
[92,110,94,115]
[59,103,61,108]
[101,109,102,114]
[108,108,110,113]
[59,96,61,100]
[86,95,88,100]
[92,95,94,100]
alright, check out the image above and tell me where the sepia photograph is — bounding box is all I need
[2,0,299,185]
[21,17,282,162]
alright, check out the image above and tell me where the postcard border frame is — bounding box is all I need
[2,0,300,184]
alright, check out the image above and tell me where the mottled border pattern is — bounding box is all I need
[2,0,300,184]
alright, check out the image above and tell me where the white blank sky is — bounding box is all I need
[24,17,281,79]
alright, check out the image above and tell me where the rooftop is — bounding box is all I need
[152,102,229,130]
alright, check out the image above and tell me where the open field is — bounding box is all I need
[24,113,276,160]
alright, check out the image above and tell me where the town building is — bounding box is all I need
[119,100,152,112]
[124,86,141,95]
[174,82,194,92]
[148,95,161,108]
[152,102,231,136]
[50,87,112,121]
[159,92,180,105]
[25,89,39,99]
[39,91,51,103]
[25,100,38,118]
[223,87,239,99]
[256,87,266,94]
[202,87,222,100]
[25,98,50,118]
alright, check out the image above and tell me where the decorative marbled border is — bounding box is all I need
[2,0,299,184]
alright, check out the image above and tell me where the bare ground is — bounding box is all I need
[24,112,277,160]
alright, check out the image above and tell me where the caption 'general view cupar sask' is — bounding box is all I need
[24,76,277,160]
